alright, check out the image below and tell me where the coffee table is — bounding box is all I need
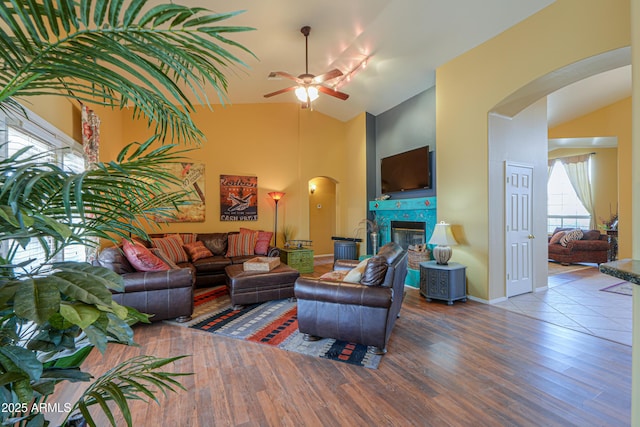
[225,263,300,308]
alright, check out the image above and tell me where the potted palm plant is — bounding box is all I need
[0,0,254,425]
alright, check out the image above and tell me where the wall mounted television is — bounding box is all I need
[381,146,431,193]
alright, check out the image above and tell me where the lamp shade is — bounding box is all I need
[268,191,285,201]
[295,86,319,103]
[428,222,457,246]
[429,221,457,264]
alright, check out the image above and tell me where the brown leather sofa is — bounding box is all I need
[95,247,194,322]
[548,228,610,265]
[294,242,408,355]
[148,232,280,287]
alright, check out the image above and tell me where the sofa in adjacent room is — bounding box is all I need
[547,228,610,265]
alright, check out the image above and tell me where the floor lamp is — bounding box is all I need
[268,192,285,246]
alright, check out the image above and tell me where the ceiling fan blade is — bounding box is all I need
[312,69,343,84]
[264,86,296,98]
[268,71,304,84]
[317,85,350,100]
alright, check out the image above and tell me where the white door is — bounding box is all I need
[505,162,534,297]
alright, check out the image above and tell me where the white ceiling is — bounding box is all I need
[547,65,632,128]
[169,0,556,121]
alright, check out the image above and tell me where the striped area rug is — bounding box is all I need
[167,286,382,369]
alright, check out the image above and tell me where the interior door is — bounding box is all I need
[505,162,534,297]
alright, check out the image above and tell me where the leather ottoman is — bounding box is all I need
[225,264,300,308]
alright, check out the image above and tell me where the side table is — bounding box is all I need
[419,261,467,305]
[279,248,314,274]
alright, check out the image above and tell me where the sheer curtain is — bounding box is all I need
[548,159,556,182]
[560,154,596,229]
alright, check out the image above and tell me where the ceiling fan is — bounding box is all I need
[264,26,349,108]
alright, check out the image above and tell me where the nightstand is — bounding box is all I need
[419,261,467,305]
[279,248,314,274]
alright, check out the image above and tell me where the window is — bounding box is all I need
[547,159,591,233]
[1,104,86,270]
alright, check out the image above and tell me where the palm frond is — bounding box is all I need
[0,137,195,259]
[0,0,255,142]
[65,355,190,427]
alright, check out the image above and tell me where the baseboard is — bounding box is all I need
[467,295,507,304]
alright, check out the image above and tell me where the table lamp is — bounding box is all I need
[428,221,457,264]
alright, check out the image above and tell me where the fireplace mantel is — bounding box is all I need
[369,197,437,248]
[368,197,437,288]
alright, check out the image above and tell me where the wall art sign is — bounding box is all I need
[220,174,258,221]
[155,163,205,222]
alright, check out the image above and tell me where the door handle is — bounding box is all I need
[528,234,535,239]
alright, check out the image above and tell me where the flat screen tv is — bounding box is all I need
[381,146,431,193]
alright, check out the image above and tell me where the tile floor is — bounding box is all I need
[494,263,633,346]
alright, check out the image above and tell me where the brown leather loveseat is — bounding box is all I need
[294,242,408,355]
[95,246,194,322]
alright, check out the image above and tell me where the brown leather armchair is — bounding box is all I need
[294,242,408,354]
[95,247,194,322]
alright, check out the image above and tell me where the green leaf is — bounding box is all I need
[40,367,93,382]
[48,272,114,306]
[0,345,43,381]
[83,323,109,354]
[60,302,102,329]
[109,300,129,320]
[44,345,94,369]
[14,277,61,324]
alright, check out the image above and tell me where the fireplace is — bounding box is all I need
[391,221,426,250]
[368,197,437,288]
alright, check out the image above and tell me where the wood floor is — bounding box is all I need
[50,264,631,426]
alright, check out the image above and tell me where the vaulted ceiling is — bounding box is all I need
[167,0,630,126]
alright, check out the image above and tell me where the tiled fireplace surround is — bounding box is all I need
[369,197,437,288]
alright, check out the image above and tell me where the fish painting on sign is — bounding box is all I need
[220,175,258,221]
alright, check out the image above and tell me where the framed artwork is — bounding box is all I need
[154,163,205,222]
[220,174,258,221]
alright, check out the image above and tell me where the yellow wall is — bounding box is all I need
[549,97,630,257]
[308,177,337,255]
[17,95,82,142]
[97,103,367,249]
[436,0,630,300]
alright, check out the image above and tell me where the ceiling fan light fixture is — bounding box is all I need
[295,86,319,103]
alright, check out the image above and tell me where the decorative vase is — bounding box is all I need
[370,232,378,255]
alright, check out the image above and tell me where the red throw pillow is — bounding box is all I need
[122,239,170,272]
[240,228,272,255]
[549,231,565,245]
[254,231,273,255]
[183,241,214,262]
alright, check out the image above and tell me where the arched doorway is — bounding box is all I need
[488,47,630,300]
[308,177,337,256]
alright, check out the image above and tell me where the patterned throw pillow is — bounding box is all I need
[549,231,565,245]
[183,241,214,262]
[226,232,258,257]
[343,258,369,283]
[240,227,273,255]
[149,248,179,269]
[560,229,584,247]
[254,231,273,255]
[122,239,170,272]
[178,233,197,245]
[151,235,189,263]
[319,270,349,282]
